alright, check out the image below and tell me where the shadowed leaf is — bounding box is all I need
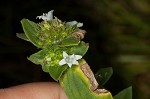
[95,67,113,86]
[114,86,132,99]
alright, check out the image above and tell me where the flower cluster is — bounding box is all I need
[19,10,88,81]
[37,10,83,27]
[36,10,83,68]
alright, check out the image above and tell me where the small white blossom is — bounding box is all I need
[59,51,82,67]
[36,10,54,21]
[77,23,83,27]
[67,21,77,25]
[67,21,83,27]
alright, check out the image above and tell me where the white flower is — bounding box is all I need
[36,10,54,21]
[77,23,83,27]
[59,51,82,67]
[67,21,83,27]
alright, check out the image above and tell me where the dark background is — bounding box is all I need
[0,0,150,99]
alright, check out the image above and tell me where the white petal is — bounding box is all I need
[67,21,83,28]
[36,16,42,20]
[47,10,54,21]
[70,54,75,59]
[59,59,66,66]
[67,21,77,26]
[63,51,68,58]
[72,60,79,65]
[42,16,47,20]
[75,55,82,60]
[36,13,46,20]
[67,63,72,67]
[77,23,83,27]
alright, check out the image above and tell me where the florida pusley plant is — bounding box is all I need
[17,10,132,99]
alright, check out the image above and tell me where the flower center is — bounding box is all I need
[65,56,74,63]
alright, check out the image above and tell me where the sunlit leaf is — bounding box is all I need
[69,41,89,56]
[21,19,43,48]
[28,48,49,65]
[60,37,80,47]
[49,64,68,81]
[42,64,50,73]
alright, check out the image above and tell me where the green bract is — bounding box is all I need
[18,10,132,99]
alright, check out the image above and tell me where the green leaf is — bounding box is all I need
[69,41,89,56]
[114,86,132,99]
[42,64,50,73]
[49,65,68,81]
[16,33,29,41]
[95,67,113,86]
[60,60,113,99]
[21,19,42,48]
[28,48,49,65]
[60,37,80,47]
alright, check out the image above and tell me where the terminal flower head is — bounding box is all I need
[59,51,82,67]
[36,10,54,21]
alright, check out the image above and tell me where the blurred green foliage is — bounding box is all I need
[0,0,150,99]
